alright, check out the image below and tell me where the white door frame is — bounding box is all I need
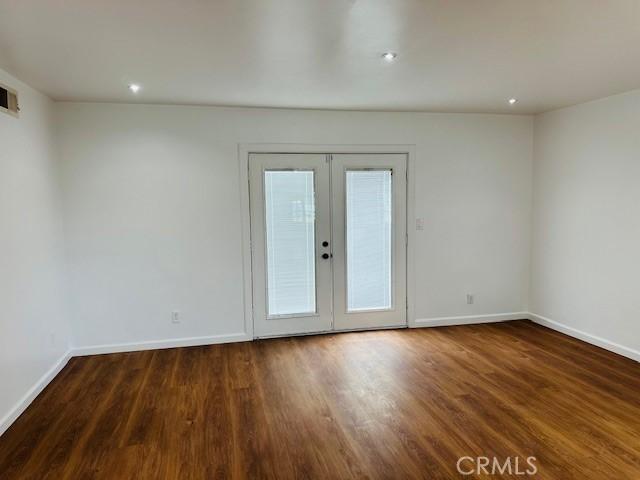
[239,143,417,339]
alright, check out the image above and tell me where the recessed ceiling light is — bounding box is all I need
[508,98,517,105]
[382,52,397,62]
[128,84,141,93]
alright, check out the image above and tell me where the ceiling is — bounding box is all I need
[1,0,640,114]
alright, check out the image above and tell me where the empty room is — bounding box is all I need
[1,1,639,478]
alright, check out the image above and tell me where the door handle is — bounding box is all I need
[321,253,332,259]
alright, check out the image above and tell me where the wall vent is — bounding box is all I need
[0,83,19,117]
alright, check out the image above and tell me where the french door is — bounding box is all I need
[249,153,406,338]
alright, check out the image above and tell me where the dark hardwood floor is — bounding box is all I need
[1,320,639,479]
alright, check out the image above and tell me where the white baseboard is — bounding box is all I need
[0,349,72,437]
[412,312,528,328]
[72,332,252,356]
[528,313,640,363]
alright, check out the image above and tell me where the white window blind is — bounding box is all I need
[346,170,392,311]
[264,171,317,316]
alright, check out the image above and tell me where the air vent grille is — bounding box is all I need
[0,83,19,117]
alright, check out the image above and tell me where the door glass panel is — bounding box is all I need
[346,170,392,311]
[264,171,316,316]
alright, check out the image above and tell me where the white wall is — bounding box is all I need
[531,90,640,358]
[56,103,533,349]
[0,68,70,433]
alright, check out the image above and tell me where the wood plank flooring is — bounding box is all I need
[1,320,639,479]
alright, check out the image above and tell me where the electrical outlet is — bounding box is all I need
[171,311,181,324]
[466,294,474,305]
[415,218,425,231]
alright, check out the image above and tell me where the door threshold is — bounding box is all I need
[333,324,407,333]
[254,324,408,340]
